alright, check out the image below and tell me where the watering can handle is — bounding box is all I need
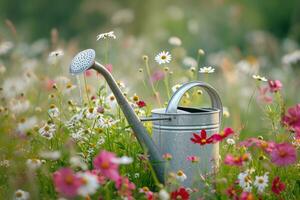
[166,81,223,120]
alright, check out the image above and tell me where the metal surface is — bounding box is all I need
[70,49,96,74]
[152,81,222,187]
[140,117,172,122]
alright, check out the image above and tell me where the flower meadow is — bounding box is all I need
[0,27,300,200]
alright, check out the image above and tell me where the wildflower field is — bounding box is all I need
[0,1,300,199]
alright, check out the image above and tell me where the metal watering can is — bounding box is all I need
[70,49,222,186]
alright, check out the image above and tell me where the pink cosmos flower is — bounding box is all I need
[239,137,261,147]
[105,64,113,73]
[270,143,297,166]
[93,150,120,182]
[46,79,56,90]
[115,176,136,200]
[150,69,165,83]
[53,168,82,197]
[187,155,199,163]
[268,80,282,93]
[239,138,275,153]
[90,169,107,185]
[282,104,300,129]
[257,86,272,104]
[224,154,243,166]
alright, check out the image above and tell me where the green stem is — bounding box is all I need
[83,74,91,107]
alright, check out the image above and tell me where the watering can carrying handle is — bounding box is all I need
[166,81,223,120]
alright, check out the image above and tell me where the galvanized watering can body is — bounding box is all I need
[151,82,222,187]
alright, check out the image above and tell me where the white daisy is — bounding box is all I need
[155,51,172,65]
[238,171,252,192]
[96,31,116,40]
[199,66,215,73]
[183,57,197,68]
[223,107,230,118]
[71,129,85,141]
[17,117,37,133]
[97,117,119,128]
[172,84,182,93]
[159,189,170,200]
[106,93,118,111]
[38,124,56,139]
[168,36,182,46]
[226,138,235,145]
[252,75,267,82]
[9,99,30,114]
[175,170,187,182]
[282,50,300,65]
[2,77,29,99]
[49,49,64,58]
[77,172,99,197]
[48,49,64,64]
[0,41,14,55]
[14,189,30,200]
[85,107,98,119]
[70,156,88,170]
[26,159,42,170]
[112,156,133,165]
[254,172,269,193]
[48,106,60,118]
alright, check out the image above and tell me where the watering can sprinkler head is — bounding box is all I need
[70,49,96,74]
[69,49,166,183]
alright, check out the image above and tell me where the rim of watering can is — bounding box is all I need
[151,107,220,115]
[165,81,223,115]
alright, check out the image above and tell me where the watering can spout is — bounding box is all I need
[70,49,165,182]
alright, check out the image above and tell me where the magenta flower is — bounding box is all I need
[150,69,165,83]
[186,155,199,163]
[295,127,300,139]
[115,176,136,200]
[282,104,300,129]
[268,80,282,93]
[224,154,243,166]
[53,168,82,198]
[270,143,297,166]
[93,150,120,182]
[257,86,272,104]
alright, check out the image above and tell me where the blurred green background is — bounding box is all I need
[1,0,300,50]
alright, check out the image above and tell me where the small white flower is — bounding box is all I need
[71,129,85,140]
[155,51,172,65]
[85,107,98,119]
[223,107,230,118]
[48,107,60,118]
[96,31,116,40]
[0,160,10,167]
[168,36,182,46]
[97,137,105,145]
[254,172,269,193]
[9,99,30,114]
[199,66,215,73]
[282,50,300,65]
[172,84,182,93]
[226,138,235,145]
[159,189,170,200]
[48,49,64,64]
[0,41,14,55]
[39,151,61,160]
[134,173,140,178]
[26,159,42,170]
[97,117,118,128]
[77,172,99,197]
[2,77,29,99]
[112,156,133,165]
[252,75,267,82]
[183,57,197,68]
[238,171,252,192]
[70,156,88,170]
[14,189,30,200]
[106,93,118,111]
[38,123,56,139]
[17,117,37,133]
[175,170,187,182]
